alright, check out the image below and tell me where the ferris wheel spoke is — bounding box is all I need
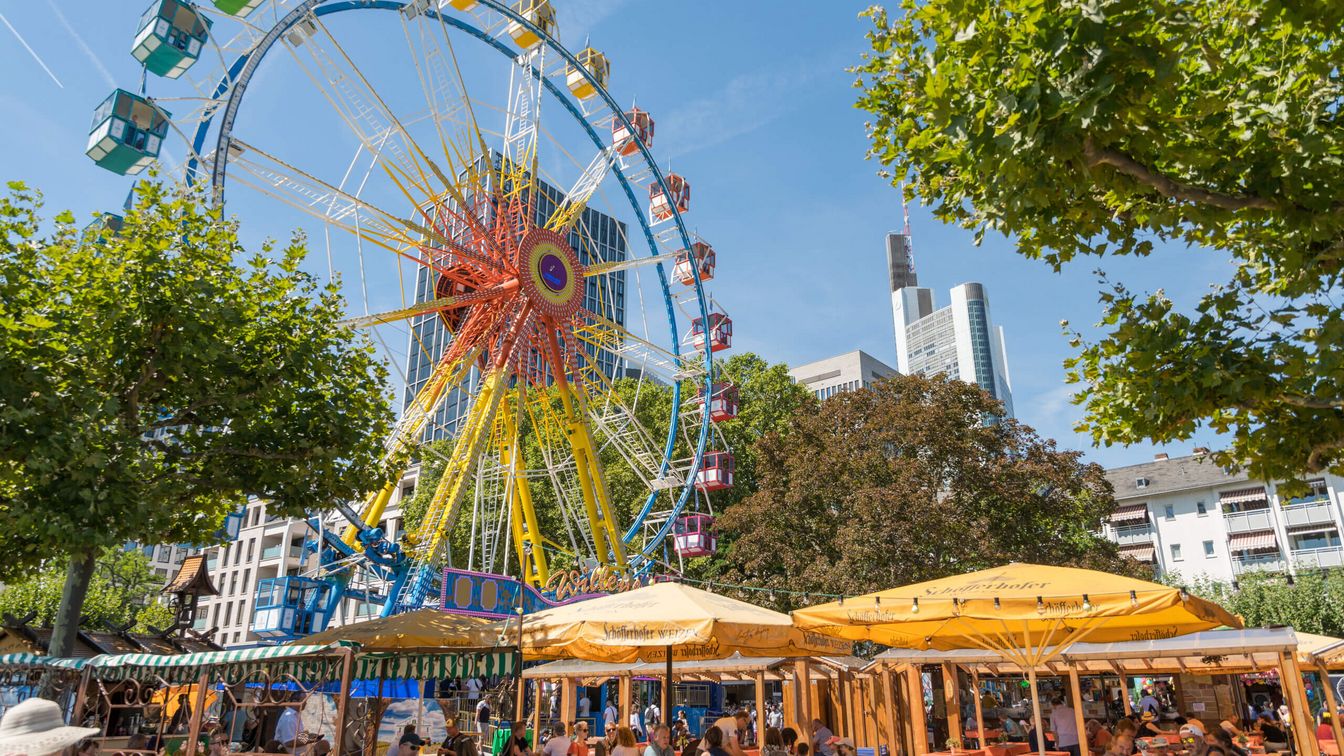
[496,390,549,585]
[337,280,515,329]
[499,46,546,201]
[544,142,623,234]
[398,9,493,169]
[582,249,680,277]
[285,14,454,202]
[573,310,705,382]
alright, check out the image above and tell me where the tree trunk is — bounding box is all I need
[49,551,97,657]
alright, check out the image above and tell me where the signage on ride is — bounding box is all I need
[441,566,655,618]
[544,567,654,603]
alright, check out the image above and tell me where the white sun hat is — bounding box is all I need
[0,698,100,756]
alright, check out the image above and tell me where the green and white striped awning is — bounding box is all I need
[84,644,345,683]
[0,654,88,670]
[355,652,515,681]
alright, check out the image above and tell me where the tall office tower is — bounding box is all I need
[403,166,628,441]
[887,230,1015,419]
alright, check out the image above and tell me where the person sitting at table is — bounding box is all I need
[702,728,730,756]
[612,728,641,756]
[1185,714,1207,735]
[1087,720,1112,756]
[1002,719,1024,742]
[1106,734,1135,756]
[1254,714,1288,754]
[1319,712,1337,743]
[1218,717,1245,739]
[780,729,797,756]
[761,728,787,756]
[1205,728,1246,756]
[1027,720,1042,754]
[1138,713,1164,739]
[1112,720,1139,756]
[1179,725,1208,756]
[824,737,855,756]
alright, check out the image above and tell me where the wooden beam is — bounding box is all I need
[1278,652,1320,756]
[1067,668,1087,756]
[941,662,962,744]
[755,672,767,747]
[795,659,813,742]
[183,671,211,756]
[532,680,543,740]
[1108,663,1133,716]
[619,675,632,734]
[971,669,986,749]
[1316,663,1344,748]
[905,666,929,756]
[560,678,575,731]
[879,667,900,756]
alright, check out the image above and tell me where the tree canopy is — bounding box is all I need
[1183,569,1344,639]
[0,180,396,653]
[856,0,1344,491]
[716,373,1136,610]
[0,548,176,634]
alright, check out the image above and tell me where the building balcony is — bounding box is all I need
[1281,500,1336,529]
[1113,524,1155,545]
[1290,546,1344,570]
[1223,508,1275,534]
[1231,552,1287,575]
[260,544,304,562]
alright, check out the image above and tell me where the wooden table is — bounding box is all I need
[985,745,1030,756]
[925,750,988,756]
[966,731,1005,744]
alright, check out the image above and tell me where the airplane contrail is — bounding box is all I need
[0,11,64,89]
[43,0,115,87]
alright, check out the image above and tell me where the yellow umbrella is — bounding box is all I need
[521,581,852,722]
[295,608,509,650]
[793,564,1240,755]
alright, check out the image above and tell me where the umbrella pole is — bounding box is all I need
[1027,667,1045,756]
[664,645,673,730]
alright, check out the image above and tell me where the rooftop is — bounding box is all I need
[1104,452,1248,500]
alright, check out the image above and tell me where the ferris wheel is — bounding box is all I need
[85,0,738,634]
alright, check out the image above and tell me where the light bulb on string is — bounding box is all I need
[1036,596,1045,614]
[1129,590,1138,606]
[993,597,1001,611]
[910,597,919,614]
[1082,594,1092,612]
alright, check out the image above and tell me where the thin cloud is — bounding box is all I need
[44,0,116,87]
[658,48,849,160]
[0,11,64,89]
[556,0,629,43]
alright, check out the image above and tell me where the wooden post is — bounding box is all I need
[332,647,354,756]
[971,669,985,748]
[183,672,211,756]
[1027,667,1046,756]
[879,668,901,755]
[71,667,92,735]
[532,680,543,740]
[941,663,961,744]
[905,666,930,756]
[665,647,674,733]
[1118,669,1133,716]
[1068,668,1087,756]
[795,660,813,743]
[1317,663,1344,748]
[835,670,850,738]
[619,675,632,732]
[561,678,576,731]
[1279,652,1321,756]
[755,672,767,745]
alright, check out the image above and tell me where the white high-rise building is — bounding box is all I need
[1101,451,1344,583]
[886,231,1014,418]
[789,350,898,401]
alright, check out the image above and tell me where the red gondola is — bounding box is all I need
[613,107,654,156]
[673,241,715,286]
[695,451,734,492]
[691,312,732,353]
[650,174,690,221]
[673,513,716,558]
[699,382,739,422]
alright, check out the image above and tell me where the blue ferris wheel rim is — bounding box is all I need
[180,0,717,574]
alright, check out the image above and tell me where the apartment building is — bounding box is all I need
[789,350,898,401]
[1102,451,1344,583]
[191,467,420,647]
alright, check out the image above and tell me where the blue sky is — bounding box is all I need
[0,0,1225,469]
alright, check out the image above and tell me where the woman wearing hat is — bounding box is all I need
[1137,712,1163,739]
[0,698,101,756]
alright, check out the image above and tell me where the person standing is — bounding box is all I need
[275,705,301,752]
[811,720,835,756]
[1049,697,1081,756]
[644,702,662,730]
[441,718,480,756]
[579,693,592,719]
[603,701,619,737]
[477,697,493,745]
[1138,691,1161,718]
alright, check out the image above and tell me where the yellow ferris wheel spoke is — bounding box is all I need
[500,388,549,587]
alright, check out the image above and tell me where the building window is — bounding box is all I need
[1170,544,1183,561]
[1164,504,1175,520]
[1203,540,1215,557]
[1196,501,1207,516]
[1136,477,1149,489]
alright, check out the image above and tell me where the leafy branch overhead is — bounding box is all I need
[857,0,1344,489]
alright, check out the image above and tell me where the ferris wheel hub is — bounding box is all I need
[516,227,583,320]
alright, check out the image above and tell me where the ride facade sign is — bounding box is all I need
[440,566,655,618]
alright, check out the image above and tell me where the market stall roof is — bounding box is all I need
[1299,632,1344,668]
[522,653,866,682]
[866,627,1299,675]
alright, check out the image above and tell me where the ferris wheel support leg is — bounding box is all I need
[500,397,549,587]
[541,322,627,571]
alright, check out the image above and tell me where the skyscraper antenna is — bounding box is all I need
[900,182,912,238]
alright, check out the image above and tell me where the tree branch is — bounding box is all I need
[1280,394,1344,410]
[1082,135,1279,212]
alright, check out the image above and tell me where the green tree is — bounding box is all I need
[398,353,814,580]
[0,181,395,656]
[716,374,1137,611]
[0,548,181,634]
[856,0,1344,491]
[1182,570,1344,638]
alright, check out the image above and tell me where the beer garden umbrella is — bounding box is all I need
[792,564,1241,755]
[520,581,852,724]
[298,608,508,650]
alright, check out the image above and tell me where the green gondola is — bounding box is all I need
[212,0,265,16]
[85,90,171,176]
[131,0,212,79]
